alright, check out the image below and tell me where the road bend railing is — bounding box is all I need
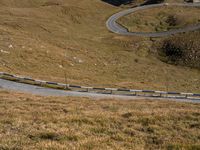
[0,72,200,100]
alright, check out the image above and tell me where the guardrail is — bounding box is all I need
[0,72,200,100]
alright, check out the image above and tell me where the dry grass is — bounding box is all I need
[0,0,199,93]
[0,90,200,149]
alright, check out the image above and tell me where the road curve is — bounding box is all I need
[106,3,200,37]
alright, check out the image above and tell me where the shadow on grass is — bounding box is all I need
[141,0,164,5]
[101,0,164,6]
[101,0,133,6]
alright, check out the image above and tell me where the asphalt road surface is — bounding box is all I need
[106,3,200,37]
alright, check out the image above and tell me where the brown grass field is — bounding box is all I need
[0,0,200,93]
[0,90,199,149]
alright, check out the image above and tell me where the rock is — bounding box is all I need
[0,49,10,54]
[8,44,13,49]
[59,65,63,68]
[78,59,83,63]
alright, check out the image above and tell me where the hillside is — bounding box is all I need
[0,0,200,93]
[0,1,200,149]
[0,90,200,149]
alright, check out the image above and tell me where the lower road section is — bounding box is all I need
[0,73,200,103]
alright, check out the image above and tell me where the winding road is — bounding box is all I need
[106,3,200,37]
[0,2,200,103]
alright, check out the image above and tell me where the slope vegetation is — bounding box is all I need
[0,0,200,93]
[0,90,200,149]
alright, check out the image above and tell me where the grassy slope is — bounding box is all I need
[0,0,200,93]
[0,90,200,149]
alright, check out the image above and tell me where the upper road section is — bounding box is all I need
[106,3,200,37]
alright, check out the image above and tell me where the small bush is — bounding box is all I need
[166,15,178,26]
[29,132,63,141]
[156,32,200,69]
